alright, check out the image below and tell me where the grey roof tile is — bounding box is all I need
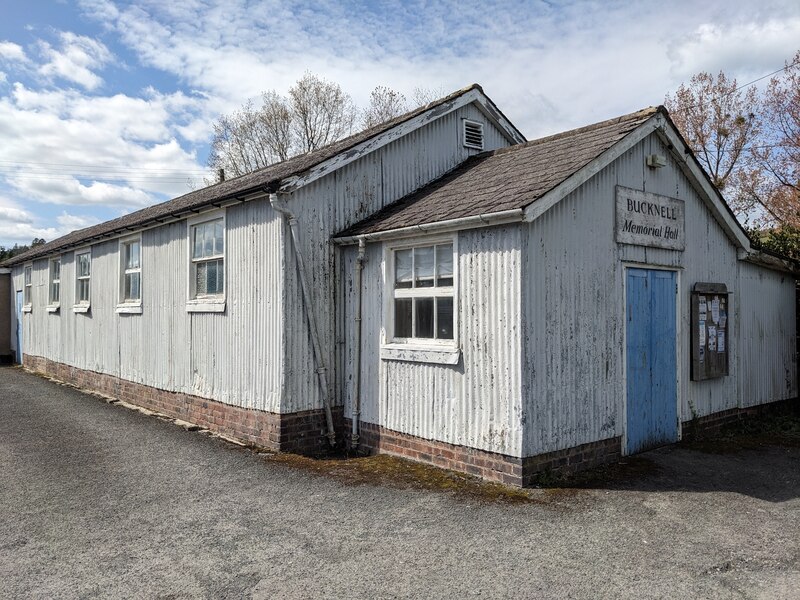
[335,106,660,238]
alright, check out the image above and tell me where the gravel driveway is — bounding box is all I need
[1,365,798,599]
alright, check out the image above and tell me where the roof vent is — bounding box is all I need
[463,120,484,150]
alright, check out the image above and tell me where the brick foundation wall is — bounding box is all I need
[22,354,798,487]
[349,419,525,486]
[681,398,797,440]
[521,437,623,486]
[23,354,340,456]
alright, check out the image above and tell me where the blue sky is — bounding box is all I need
[0,0,799,246]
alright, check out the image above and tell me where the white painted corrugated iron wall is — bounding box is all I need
[738,262,797,405]
[522,132,745,457]
[282,104,514,414]
[340,225,523,457]
[12,199,284,413]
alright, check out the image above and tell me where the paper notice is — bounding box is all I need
[708,325,717,351]
[711,297,720,324]
[717,331,725,353]
[719,311,727,329]
[699,320,706,346]
[699,346,705,362]
[699,296,707,316]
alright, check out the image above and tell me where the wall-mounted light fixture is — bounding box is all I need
[646,154,667,168]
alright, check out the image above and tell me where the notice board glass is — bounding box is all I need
[691,282,729,380]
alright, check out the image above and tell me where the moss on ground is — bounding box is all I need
[260,452,541,504]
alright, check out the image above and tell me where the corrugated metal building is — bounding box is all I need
[3,85,796,486]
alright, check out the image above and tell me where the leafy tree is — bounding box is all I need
[0,239,45,261]
[749,225,800,261]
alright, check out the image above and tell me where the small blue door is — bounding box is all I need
[626,268,678,454]
[15,290,23,364]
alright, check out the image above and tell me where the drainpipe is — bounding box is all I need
[269,193,337,447]
[351,239,366,449]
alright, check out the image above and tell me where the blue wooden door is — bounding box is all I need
[15,290,23,364]
[626,268,677,454]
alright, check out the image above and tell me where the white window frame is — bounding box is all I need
[73,247,91,313]
[186,210,226,313]
[47,257,61,313]
[117,235,143,314]
[22,264,33,313]
[462,119,484,150]
[381,235,460,365]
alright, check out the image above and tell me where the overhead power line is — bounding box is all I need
[0,159,210,173]
[672,58,800,113]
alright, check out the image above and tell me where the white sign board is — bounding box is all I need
[616,187,685,250]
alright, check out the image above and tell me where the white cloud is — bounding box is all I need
[0,83,208,210]
[0,41,28,63]
[74,0,800,140]
[38,32,112,90]
[0,204,33,224]
[0,0,798,246]
[56,211,100,231]
[667,18,800,80]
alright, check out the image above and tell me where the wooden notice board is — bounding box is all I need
[691,282,729,381]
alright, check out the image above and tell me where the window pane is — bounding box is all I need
[203,223,213,256]
[127,241,140,269]
[193,226,202,258]
[414,246,434,288]
[25,267,31,285]
[125,273,141,301]
[52,282,60,304]
[195,261,208,295]
[53,260,61,280]
[415,297,434,338]
[217,260,224,294]
[77,279,89,303]
[208,260,218,294]
[436,297,454,339]
[77,253,90,277]
[394,249,412,288]
[436,244,453,286]
[214,221,224,255]
[394,298,412,338]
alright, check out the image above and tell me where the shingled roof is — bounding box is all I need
[336,106,661,238]
[4,84,521,267]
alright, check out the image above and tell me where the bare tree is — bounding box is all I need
[362,86,409,128]
[665,71,761,206]
[207,74,438,179]
[289,73,356,153]
[754,51,800,226]
[208,101,273,179]
[411,85,447,107]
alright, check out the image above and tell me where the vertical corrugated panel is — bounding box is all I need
[523,169,625,456]
[340,225,523,457]
[523,131,748,457]
[13,199,284,413]
[283,103,515,415]
[189,201,284,411]
[738,262,797,405]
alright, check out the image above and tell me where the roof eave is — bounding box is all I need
[332,208,525,245]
